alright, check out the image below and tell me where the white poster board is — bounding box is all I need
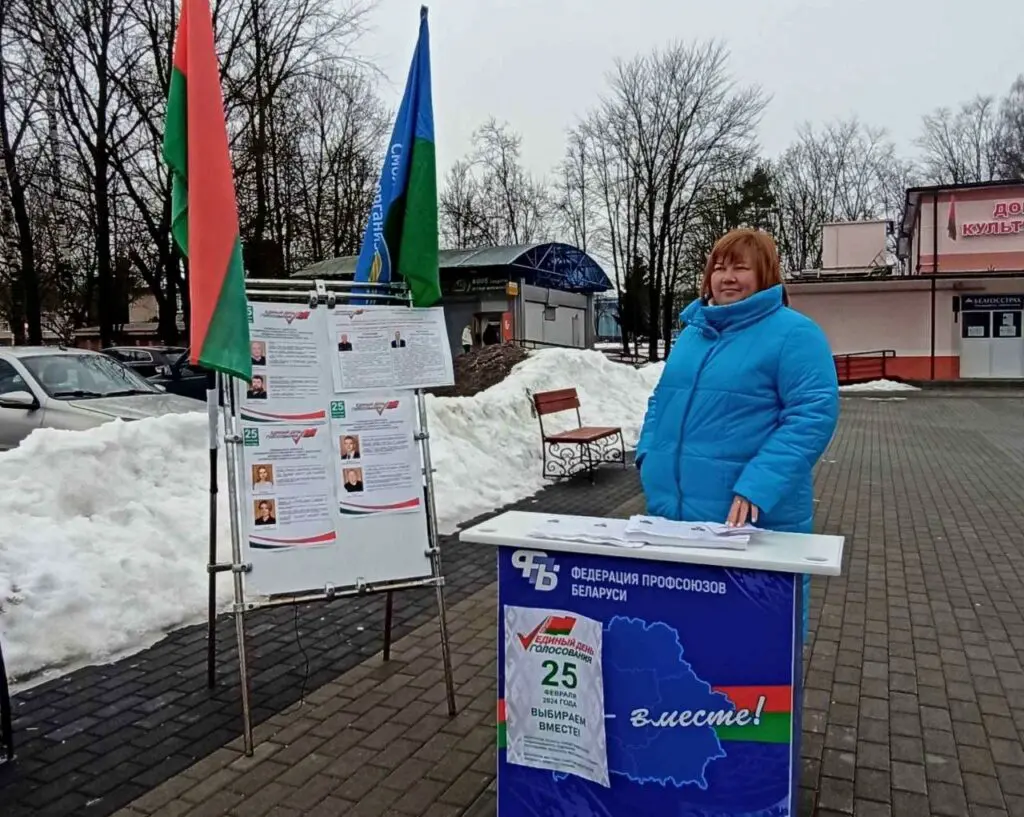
[236,301,453,598]
[329,305,455,392]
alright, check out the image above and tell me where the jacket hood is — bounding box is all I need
[680,285,785,338]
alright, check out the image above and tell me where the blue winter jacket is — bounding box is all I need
[636,285,839,534]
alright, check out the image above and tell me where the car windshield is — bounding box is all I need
[22,353,162,399]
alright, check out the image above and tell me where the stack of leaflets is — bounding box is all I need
[529,516,640,547]
[528,515,759,550]
[622,515,755,550]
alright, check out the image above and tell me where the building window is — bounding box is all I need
[544,306,557,321]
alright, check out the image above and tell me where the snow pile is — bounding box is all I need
[0,349,661,681]
[840,379,920,393]
[0,415,236,683]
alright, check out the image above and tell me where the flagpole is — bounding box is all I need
[206,370,219,688]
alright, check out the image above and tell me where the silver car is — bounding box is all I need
[0,346,205,450]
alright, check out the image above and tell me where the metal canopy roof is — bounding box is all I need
[292,242,613,294]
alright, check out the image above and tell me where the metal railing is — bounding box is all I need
[512,338,651,367]
[834,349,896,385]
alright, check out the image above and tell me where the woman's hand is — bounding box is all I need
[727,495,759,527]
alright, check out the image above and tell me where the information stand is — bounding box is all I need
[460,510,845,817]
[212,277,457,753]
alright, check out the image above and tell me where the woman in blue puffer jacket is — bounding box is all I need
[635,228,839,641]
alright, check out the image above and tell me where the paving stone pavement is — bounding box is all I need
[111,583,504,817]
[8,394,1024,817]
[0,463,636,817]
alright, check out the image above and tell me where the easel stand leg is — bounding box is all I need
[432,576,457,717]
[0,638,12,761]
[222,378,254,755]
[232,605,254,754]
[415,390,457,717]
[383,591,394,661]
[207,372,220,690]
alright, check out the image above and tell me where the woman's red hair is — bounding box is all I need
[701,229,787,304]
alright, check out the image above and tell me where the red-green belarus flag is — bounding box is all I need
[162,0,251,382]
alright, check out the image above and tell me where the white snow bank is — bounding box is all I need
[0,348,661,681]
[0,415,236,683]
[840,379,920,393]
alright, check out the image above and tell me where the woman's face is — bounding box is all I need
[710,255,759,305]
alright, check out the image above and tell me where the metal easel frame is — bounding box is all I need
[209,277,457,755]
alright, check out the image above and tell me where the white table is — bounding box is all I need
[460,510,845,575]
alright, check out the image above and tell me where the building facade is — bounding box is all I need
[788,181,1024,381]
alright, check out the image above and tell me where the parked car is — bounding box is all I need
[101,345,187,379]
[147,350,211,402]
[0,347,204,451]
[103,345,212,402]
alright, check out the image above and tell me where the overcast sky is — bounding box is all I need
[358,0,1022,180]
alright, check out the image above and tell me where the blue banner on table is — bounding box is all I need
[496,546,803,817]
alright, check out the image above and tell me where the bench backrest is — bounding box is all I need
[533,388,580,417]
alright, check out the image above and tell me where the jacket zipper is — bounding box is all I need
[671,334,725,520]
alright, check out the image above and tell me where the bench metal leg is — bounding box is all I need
[542,433,626,482]
[541,441,587,480]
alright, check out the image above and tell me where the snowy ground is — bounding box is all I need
[0,349,662,684]
[839,379,920,393]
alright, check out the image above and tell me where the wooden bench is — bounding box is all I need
[530,388,625,482]
[0,635,12,763]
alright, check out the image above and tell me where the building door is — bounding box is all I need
[959,311,991,378]
[991,310,1024,377]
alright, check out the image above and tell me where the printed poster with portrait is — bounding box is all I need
[240,423,337,551]
[329,391,422,516]
[242,301,331,424]
[328,306,454,392]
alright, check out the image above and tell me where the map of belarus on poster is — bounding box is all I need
[503,606,610,787]
[329,393,422,516]
[242,302,330,424]
[602,616,738,789]
[329,306,454,393]
[240,423,337,551]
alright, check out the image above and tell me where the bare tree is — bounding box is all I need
[26,0,146,346]
[472,118,550,245]
[574,112,641,355]
[994,75,1024,180]
[0,0,46,343]
[438,118,551,248]
[439,159,485,249]
[229,0,376,277]
[291,63,388,264]
[773,119,904,273]
[584,40,766,360]
[917,97,1000,185]
[553,131,593,252]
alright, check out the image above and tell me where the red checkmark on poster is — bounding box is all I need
[517,618,546,650]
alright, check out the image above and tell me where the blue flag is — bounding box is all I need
[353,6,441,307]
